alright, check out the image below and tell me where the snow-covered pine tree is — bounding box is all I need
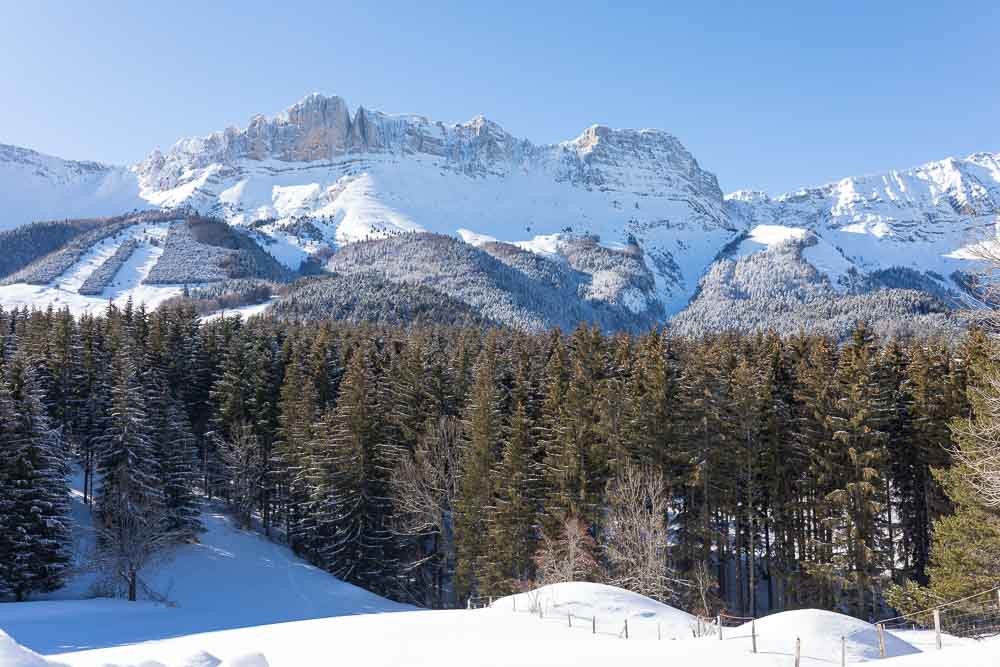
[0,350,71,601]
[96,336,168,601]
[158,397,203,537]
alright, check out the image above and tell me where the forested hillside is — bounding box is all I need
[0,302,991,620]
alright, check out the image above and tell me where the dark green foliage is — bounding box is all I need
[0,351,71,601]
[0,302,981,617]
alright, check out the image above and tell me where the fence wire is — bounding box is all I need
[877,585,1000,642]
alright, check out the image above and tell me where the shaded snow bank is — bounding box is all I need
[0,472,411,655]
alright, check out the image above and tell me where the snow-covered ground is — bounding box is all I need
[0,471,410,658]
[1,475,996,667]
[4,600,998,667]
[494,581,701,640]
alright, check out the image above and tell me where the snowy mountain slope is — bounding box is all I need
[0,94,997,330]
[725,152,1000,288]
[0,144,146,231]
[131,93,735,315]
[671,231,962,338]
[0,213,293,317]
[0,218,190,315]
[118,96,1000,324]
[0,471,411,656]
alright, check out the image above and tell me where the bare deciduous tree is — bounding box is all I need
[604,462,685,602]
[951,371,1000,507]
[534,515,601,586]
[951,242,1000,506]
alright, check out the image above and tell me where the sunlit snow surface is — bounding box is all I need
[0,144,148,232]
[0,221,191,315]
[139,152,732,315]
[0,477,991,667]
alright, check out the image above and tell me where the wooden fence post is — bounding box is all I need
[841,636,846,667]
[933,608,942,650]
[568,612,572,628]
[513,597,516,612]
[751,619,757,654]
[877,623,886,658]
[718,614,723,641]
[794,637,801,667]
[592,615,596,634]
[624,618,629,639]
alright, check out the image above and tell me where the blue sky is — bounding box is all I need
[1,1,997,194]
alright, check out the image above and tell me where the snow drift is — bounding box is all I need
[733,609,920,661]
[494,581,702,640]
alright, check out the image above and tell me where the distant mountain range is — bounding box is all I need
[0,93,996,335]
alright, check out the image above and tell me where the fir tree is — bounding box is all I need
[0,351,71,601]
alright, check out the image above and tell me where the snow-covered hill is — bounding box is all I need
[0,144,146,231]
[9,577,998,667]
[0,470,411,658]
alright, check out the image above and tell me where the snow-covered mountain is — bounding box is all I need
[0,93,997,331]
[0,144,146,231]
[726,152,1000,279]
[130,93,734,316]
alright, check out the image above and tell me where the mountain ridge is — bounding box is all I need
[0,92,995,333]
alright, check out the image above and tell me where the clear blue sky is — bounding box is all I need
[2,1,997,194]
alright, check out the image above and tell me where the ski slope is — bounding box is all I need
[0,221,190,316]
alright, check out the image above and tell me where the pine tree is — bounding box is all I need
[96,338,167,601]
[321,342,393,592]
[0,351,71,601]
[487,352,539,594]
[825,324,889,617]
[455,335,504,599]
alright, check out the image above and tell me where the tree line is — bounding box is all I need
[0,301,991,619]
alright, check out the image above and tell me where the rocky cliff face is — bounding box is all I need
[135,94,540,187]
[135,94,724,211]
[130,93,733,315]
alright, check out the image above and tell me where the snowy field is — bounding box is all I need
[3,600,999,667]
[1,475,997,667]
